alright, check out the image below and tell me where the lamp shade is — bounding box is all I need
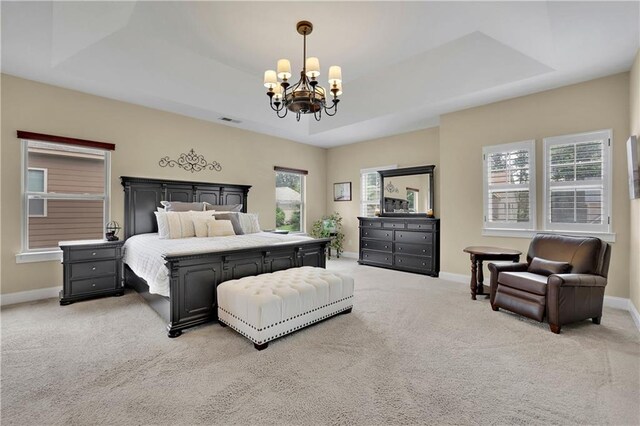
[328,66,342,84]
[277,59,292,80]
[263,70,277,89]
[305,57,320,78]
[272,84,283,101]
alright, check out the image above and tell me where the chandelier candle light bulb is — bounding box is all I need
[264,20,342,121]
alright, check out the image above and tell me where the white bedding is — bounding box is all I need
[123,232,315,297]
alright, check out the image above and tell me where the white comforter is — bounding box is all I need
[123,232,315,297]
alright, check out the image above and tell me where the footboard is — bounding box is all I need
[163,239,329,337]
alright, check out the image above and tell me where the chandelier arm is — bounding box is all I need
[277,107,288,118]
[324,101,339,116]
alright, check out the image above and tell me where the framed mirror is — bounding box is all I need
[379,165,435,217]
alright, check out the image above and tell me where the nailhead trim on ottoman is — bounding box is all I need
[217,267,354,349]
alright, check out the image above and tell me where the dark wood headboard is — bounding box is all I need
[121,176,251,239]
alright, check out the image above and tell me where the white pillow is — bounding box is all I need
[207,220,236,237]
[237,213,261,234]
[154,211,170,238]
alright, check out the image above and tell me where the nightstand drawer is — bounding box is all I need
[70,248,116,261]
[70,260,116,279]
[70,276,117,295]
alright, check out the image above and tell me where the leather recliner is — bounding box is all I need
[488,234,611,334]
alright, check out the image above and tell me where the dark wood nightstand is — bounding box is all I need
[59,239,125,305]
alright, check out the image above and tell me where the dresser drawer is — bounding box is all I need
[395,231,432,244]
[395,254,432,270]
[361,228,392,240]
[361,250,392,265]
[70,260,117,279]
[361,239,392,252]
[407,222,435,231]
[395,243,432,257]
[360,220,382,228]
[70,276,118,295]
[382,221,405,230]
[69,248,117,262]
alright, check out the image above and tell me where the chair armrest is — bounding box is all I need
[547,274,607,288]
[488,262,528,304]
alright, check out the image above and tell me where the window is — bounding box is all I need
[275,167,306,233]
[360,165,396,217]
[27,168,47,217]
[483,140,536,231]
[406,188,419,212]
[543,130,612,234]
[22,139,111,253]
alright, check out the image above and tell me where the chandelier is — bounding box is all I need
[263,21,342,121]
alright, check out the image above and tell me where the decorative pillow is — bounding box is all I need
[204,202,243,212]
[238,212,261,234]
[207,220,236,237]
[212,213,244,235]
[154,211,170,238]
[528,257,571,276]
[157,207,165,212]
[155,211,197,239]
[160,201,205,212]
[191,213,216,238]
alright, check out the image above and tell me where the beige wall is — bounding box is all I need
[630,50,640,312]
[1,74,327,295]
[440,73,631,298]
[326,128,440,253]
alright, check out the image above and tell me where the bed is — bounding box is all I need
[121,176,330,337]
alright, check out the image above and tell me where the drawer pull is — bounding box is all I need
[399,247,403,250]
[384,245,389,249]
[91,283,96,287]
[398,260,402,263]
[92,267,96,271]
[92,252,97,256]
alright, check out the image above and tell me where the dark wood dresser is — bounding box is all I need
[358,217,440,277]
[59,240,125,305]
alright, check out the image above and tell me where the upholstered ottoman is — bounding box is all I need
[217,267,354,350]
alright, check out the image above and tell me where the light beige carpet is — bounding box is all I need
[1,258,639,425]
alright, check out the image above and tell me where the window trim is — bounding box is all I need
[482,140,536,232]
[19,139,111,259]
[275,169,306,234]
[27,167,48,217]
[360,164,397,217]
[542,129,612,234]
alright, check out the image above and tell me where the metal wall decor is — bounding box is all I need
[159,149,222,173]
[385,181,399,193]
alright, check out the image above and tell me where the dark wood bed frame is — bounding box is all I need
[121,176,329,338]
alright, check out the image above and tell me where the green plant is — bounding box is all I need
[310,212,345,257]
[275,206,285,227]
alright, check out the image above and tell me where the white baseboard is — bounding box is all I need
[339,251,359,259]
[629,300,640,331]
[603,295,629,310]
[0,286,60,307]
[439,271,468,284]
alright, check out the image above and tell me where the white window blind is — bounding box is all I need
[483,140,536,231]
[543,130,612,233]
[360,165,396,217]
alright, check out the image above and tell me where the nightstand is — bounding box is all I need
[59,239,125,305]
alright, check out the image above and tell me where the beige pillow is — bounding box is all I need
[164,211,197,239]
[207,220,236,237]
[193,215,216,238]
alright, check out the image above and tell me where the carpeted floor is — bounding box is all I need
[1,258,639,425]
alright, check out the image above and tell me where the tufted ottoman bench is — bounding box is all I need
[217,267,354,350]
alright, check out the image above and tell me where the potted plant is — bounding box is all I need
[310,212,345,258]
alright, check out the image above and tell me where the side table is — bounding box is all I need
[463,246,521,300]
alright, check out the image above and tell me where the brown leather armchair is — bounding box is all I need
[488,234,611,334]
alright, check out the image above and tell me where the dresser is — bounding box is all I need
[59,240,125,305]
[358,217,440,277]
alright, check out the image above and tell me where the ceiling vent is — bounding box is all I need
[219,117,241,124]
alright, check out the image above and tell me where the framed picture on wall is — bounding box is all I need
[334,182,352,201]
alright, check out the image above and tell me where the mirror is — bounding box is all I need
[379,165,435,217]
